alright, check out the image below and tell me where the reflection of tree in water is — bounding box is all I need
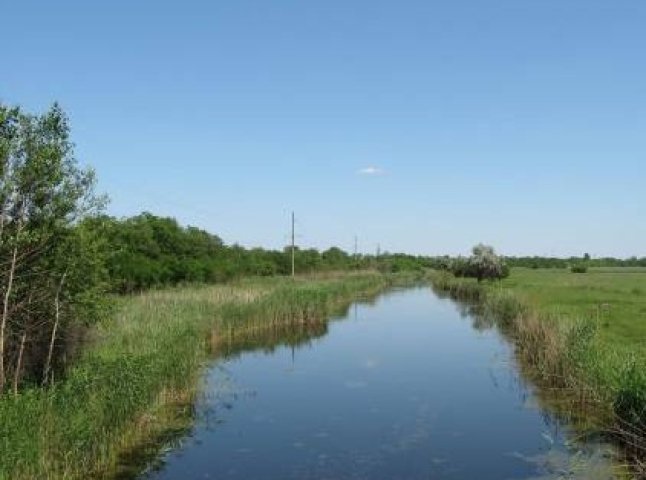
[430,285,490,325]
[215,320,330,360]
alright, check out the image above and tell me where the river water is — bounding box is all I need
[142,287,617,479]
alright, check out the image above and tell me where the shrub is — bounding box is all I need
[450,244,509,282]
[570,264,588,273]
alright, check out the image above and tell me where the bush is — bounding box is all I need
[570,264,588,273]
[450,244,509,282]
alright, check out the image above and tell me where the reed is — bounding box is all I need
[0,272,395,479]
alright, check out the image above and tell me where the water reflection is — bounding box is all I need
[139,287,618,480]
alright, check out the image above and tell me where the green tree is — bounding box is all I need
[451,244,509,282]
[0,103,106,392]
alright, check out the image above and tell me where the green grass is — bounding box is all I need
[0,272,397,480]
[499,267,646,350]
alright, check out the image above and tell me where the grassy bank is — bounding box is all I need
[499,267,646,349]
[431,268,646,474]
[0,272,398,479]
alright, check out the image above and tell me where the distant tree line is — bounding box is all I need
[504,255,646,269]
[80,212,441,294]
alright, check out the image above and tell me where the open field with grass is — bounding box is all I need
[499,267,646,351]
[0,272,397,480]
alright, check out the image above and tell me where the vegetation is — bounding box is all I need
[449,244,509,282]
[505,255,646,270]
[3,102,646,477]
[0,103,107,394]
[0,102,439,396]
[0,103,426,477]
[0,273,398,479]
[499,268,646,348]
[81,213,438,294]
[431,268,646,472]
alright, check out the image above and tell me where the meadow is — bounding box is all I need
[0,272,395,480]
[499,267,646,350]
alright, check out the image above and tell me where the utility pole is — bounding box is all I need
[291,211,295,278]
[354,235,358,258]
[376,243,381,258]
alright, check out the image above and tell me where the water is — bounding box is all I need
[142,287,617,479]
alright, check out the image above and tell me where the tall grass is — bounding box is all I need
[0,272,395,479]
[430,271,646,474]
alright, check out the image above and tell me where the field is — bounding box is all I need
[499,267,646,351]
[0,272,396,480]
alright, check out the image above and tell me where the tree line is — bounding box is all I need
[84,212,440,293]
[505,255,646,269]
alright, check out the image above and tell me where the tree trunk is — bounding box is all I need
[42,272,66,386]
[12,330,27,395]
[0,245,18,393]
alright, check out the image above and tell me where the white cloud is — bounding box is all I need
[357,166,385,176]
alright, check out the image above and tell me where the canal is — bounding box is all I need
[142,287,616,479]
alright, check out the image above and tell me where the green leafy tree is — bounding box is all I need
[451,244,509,282]
[0,103,106,392]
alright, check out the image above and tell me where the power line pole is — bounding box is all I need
[291,211,295,278]
[354,235,358,258]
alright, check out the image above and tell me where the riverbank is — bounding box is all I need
[430,268,646,475]
[0,272,400,479]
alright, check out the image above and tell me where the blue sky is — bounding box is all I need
[3,1,645,256]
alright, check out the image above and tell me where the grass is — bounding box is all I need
[431,268,646,475]
[0,271,399,480]
[499,267,646,350]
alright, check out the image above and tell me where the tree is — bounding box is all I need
[0,102,106,392]
[321,247,349,269]
[451,244,509,282]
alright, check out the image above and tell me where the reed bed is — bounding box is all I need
[0,272,393,480]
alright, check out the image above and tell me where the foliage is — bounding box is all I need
[506,255,646,269]
[450,244,509,282]
[570,263,588,273]
[76,213,441,293]
[0,102,107,393]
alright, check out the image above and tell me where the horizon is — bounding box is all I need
[3,1,645,257]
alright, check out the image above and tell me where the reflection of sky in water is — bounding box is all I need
[144,288,617,480]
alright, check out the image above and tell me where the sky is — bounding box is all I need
[2,1,645,257]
